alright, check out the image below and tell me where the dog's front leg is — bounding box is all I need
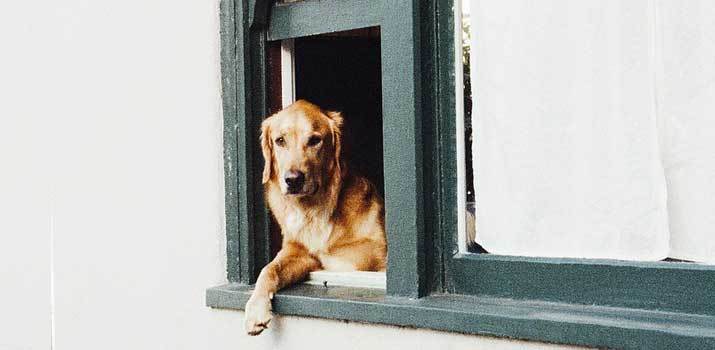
[244,241,320,335]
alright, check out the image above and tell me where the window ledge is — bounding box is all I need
[206,283,715,349]
[304,270,386,289]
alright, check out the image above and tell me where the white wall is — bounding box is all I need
[1,2,53,349]
[0,0,583,349]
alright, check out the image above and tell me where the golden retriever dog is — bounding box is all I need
[244,100,387,335]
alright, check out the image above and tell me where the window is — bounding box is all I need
[460,1,715,265]
[264,28,387,286]
[208,1,715,348]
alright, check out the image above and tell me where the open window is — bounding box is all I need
[209,1,715,348]
[214,0,426,297]
[266,28,385,287]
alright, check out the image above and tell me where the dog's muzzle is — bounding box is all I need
[284,170,306,195]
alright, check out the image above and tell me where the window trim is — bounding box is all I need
[209,0,715,348]
[449,254,715,315]
[206,283,715,349]
[222,0,428,296]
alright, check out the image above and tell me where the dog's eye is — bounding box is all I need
[275,137,286,147]
[307,135,322,147]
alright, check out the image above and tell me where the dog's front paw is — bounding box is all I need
[244,294,273,336]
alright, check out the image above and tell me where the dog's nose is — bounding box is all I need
[284,171,305,193]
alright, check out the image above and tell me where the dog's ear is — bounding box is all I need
[327,111,343,176]
[260,118,273,184]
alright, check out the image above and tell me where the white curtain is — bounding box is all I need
[656,0,715,263]
[471,0,715,263]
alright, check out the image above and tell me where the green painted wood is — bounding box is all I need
[220,0,271,284]
[207,283,715,350]
[267,0,383,41]
[382,0,427,298]
[250,0,273,28]
[452,253,715,316]
[219,0,240,282]
[418,0,444,294]
[234,0,257,284]
[433,0,460,294]
[248,23,272,279]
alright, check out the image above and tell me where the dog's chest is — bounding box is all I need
[284,211,305,232]
[281,208,333,253]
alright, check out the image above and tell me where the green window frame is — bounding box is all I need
[206,1,715,348]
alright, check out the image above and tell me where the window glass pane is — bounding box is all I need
[460,0,715,264]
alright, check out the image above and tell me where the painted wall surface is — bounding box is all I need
[1,0,584,349]
[1,2,53,349]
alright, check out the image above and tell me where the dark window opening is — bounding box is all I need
[267,28,383,258]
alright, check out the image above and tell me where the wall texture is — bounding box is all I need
[1,0,583,349]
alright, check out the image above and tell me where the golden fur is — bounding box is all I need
[244,100,387,335]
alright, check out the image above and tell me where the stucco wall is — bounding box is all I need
[1,0,584,349]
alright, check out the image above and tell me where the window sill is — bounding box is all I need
[206,283,715,349]
[304,270,386,289]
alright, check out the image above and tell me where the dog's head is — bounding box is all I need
[260,100,343,197]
